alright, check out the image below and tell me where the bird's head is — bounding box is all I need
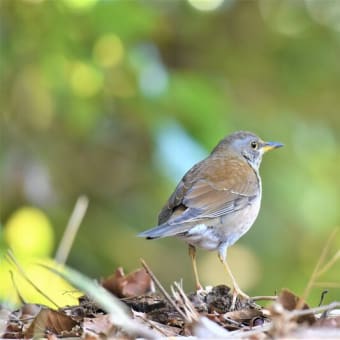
[213,131,283,170]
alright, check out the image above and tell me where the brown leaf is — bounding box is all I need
[101,267,152,298]
[277,289,301,311]
[277,289,315,325]
[24,309,79,338]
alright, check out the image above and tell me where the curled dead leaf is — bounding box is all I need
[276,289,316,325]
[24,309,79,338]
[101,267,153,298]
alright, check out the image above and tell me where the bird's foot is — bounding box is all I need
[231,286,249,310]
[194,283,207,296]
[196,282,203,291]
[194,284,215,298]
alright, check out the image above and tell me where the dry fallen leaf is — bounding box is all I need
[277,289,315,325]
[24,308,79,338]
[101,267,153,298]
[223,308,263,323]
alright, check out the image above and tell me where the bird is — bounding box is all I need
[138,131,283,306]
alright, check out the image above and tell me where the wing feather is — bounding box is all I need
[157,157,259,228]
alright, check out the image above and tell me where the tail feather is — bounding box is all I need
[138,222,191,239]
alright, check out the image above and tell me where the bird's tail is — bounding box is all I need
[137,222,190,239]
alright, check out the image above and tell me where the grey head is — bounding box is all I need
[211,131,283,171]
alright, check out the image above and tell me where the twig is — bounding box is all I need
[223,316,243,327]
[288,301,340,319]
[297,228,339,309]
[140,258,188,320]
[6,250,59,309]
[55,195,89,264]
[316,250,340,277]
[171,281,198,322]
[318,289,329,307]
[251,295,277,301]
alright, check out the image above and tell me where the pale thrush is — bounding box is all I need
[138,131,283,306]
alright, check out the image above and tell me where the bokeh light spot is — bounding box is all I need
[70,62,103,97]
[154,120,206,182]
[139,61,168,97]
[93,34,124,68]
[187,0,225,11]
[5,207,54,257]
[62,0,98,11]
[23,162,54,206]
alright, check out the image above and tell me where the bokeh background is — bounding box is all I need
[1,0,340,307]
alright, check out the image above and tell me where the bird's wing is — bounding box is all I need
[139,158,259,239]
[160,158,260,226]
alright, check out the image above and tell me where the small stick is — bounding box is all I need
[6,250,59,309]
[288,301,340,319]
[251,295,277,301]
[55,195,89,264]
[223,316,243,327]
[318,289,329,307]
[316,250,340,277]
[171,281,198,322]
[297,228,338,310]
[140,258,188,320]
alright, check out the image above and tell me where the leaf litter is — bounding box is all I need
[1,264,340,339]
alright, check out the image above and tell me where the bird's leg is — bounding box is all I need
[188,244,203,291]
[218,252,249,309]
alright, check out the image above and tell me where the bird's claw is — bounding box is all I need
[230,286,250,310]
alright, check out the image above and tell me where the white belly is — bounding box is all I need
[178,196,261,251]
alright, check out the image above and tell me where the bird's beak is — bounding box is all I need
[262,141,284,153]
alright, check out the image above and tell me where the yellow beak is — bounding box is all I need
[262,141,284,153]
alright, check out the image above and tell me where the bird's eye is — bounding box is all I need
[250,141,258,149]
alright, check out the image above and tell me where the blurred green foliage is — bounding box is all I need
[1,0,339,306]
